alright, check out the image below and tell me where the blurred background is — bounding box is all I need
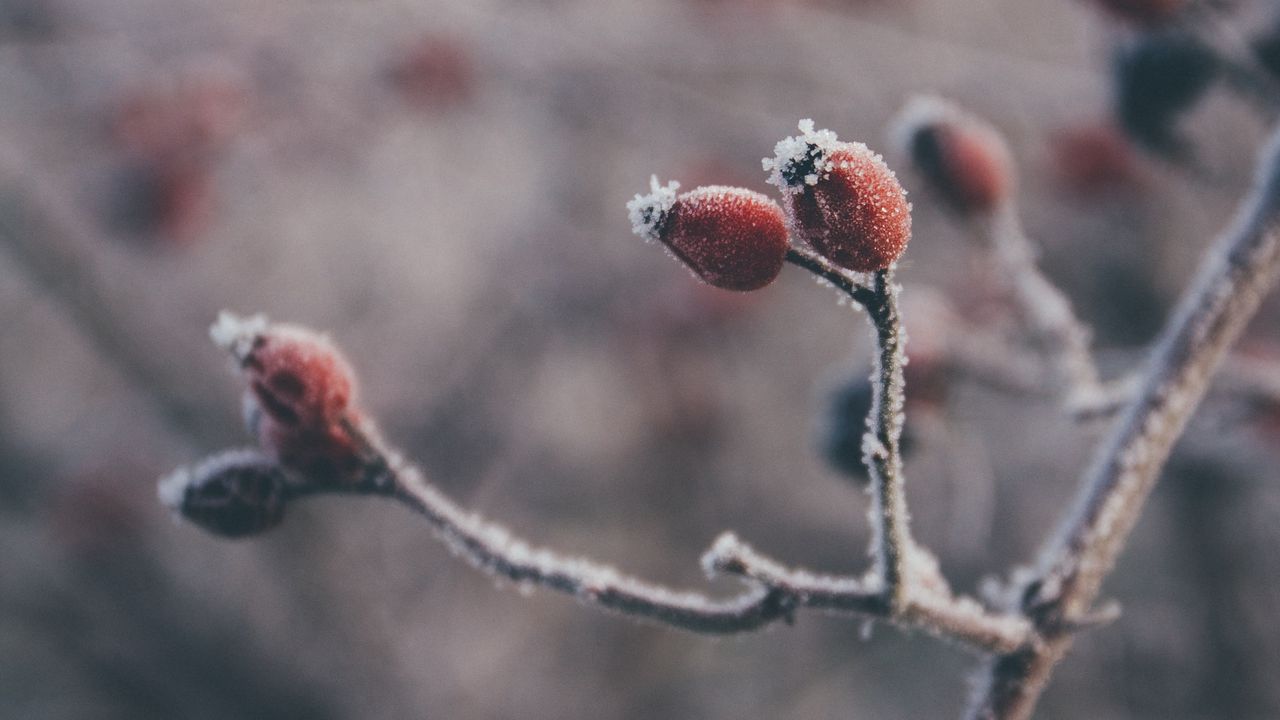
[2,0,1280,718]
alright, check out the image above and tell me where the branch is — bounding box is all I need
[187,421,1033,652]
[967,125,1280,720]
[783,248,912,613]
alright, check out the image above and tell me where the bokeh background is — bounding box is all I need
[2,0,1280,718]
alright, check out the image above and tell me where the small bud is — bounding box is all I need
[891,97,1013,216]
[1113,31,1218,158]
[158,449,288,537]
[628,178,789,291]
[764,120,911,272]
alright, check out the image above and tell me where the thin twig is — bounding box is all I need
[283,433,1033,652]
[861,267,912,614]
[967,125,1280,720]
[783,248,913,614]
[975,206,1108,411]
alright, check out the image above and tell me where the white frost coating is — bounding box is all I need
[763,119,843,193]
[210,310,268,361]
[626,176,680,242]
[156,465,193,511]
[156,447,271,513]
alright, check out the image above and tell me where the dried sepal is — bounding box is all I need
[629,179,789,291]
[158,448,288,538]
[765,120,911,272]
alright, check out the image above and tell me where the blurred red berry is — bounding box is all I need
[1050,123,1140,194]
[112,63,248,163]
[386,34,474,109]
[765,120,911,272]
[628,179,790,291]
[891,97,1013,216]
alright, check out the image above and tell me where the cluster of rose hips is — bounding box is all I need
[160,313,368,537]
[627,119,912,292]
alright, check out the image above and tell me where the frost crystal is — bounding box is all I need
[764,119,842,193]
[626,176,680,242]
[210,310,269,362]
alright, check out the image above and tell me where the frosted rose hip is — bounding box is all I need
[628,178,789,291]
[211,312,367,482]
[211,312,356,430]
[764,120,911,272]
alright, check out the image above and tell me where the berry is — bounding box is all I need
[211,312,366,482]
[1049,123,1140,194]
[891,97,1013,216]
[157,449,288,538]
[211,312,357,430]
[628,178,790,291]
[764,120,911,272]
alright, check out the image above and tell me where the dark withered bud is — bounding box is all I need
[1113,30,1218,158]
[158,449,289,538]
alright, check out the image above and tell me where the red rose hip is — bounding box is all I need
[891,96,1013,217]
[764,120,911,272]
[628,178,790,291]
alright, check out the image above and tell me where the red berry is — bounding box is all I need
[244,392,368,483]
[628,178,790,291]
[212,314,357,429]
[1050,123,1139,195]
[892,97,1012,216]
[764,120,911,272]
[211,313,366,482]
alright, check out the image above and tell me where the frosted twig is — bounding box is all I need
[273,423,1031,652]
[783,247,912,614]
[973,206,1109,414]
[861,268,913,615]
[967,126,1280,720]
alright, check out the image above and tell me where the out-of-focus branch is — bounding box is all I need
[967,125,1280,720]
[973,206,1113,414]
[0,147,236,444]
